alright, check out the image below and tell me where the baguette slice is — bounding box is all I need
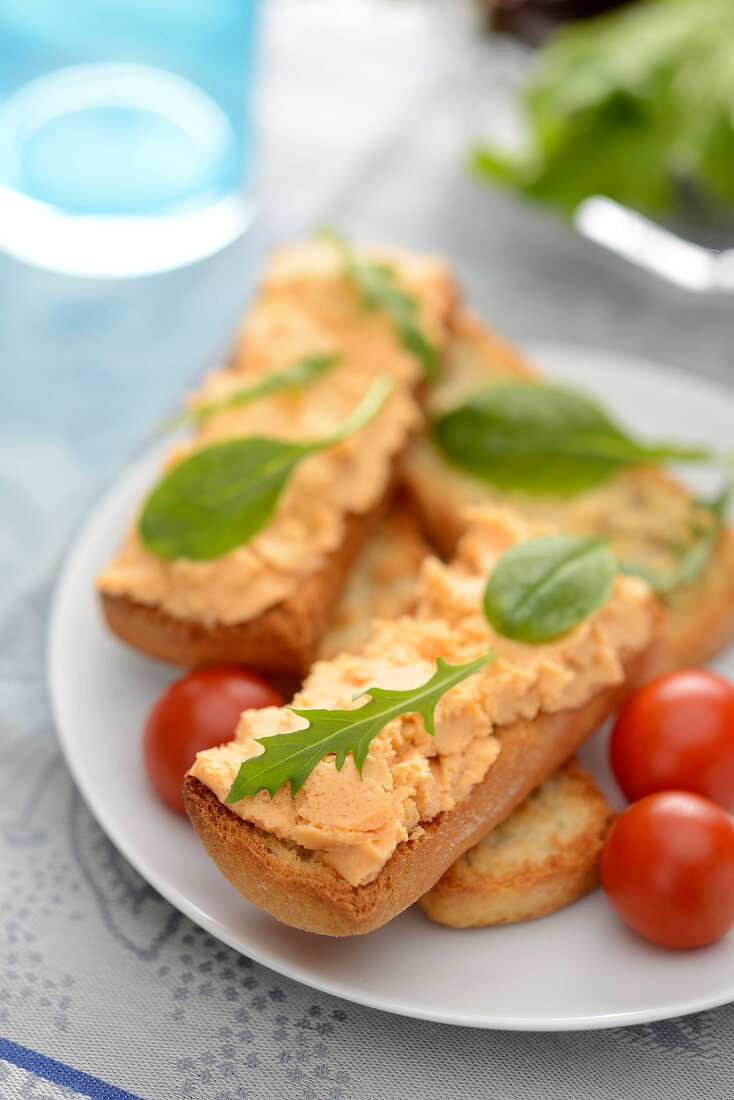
[419,760,613,928]
[402,312,734,677]
[322,506,616,928]
[97,241,457,677]
[185,499,659,936]
[184,648,647,936]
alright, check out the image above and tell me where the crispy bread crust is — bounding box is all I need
[183,647,650,936]
[418,761,613,928]
[101,505,380,678]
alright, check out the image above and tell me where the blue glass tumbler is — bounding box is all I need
[0,0,261,276]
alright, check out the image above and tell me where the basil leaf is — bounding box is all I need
[164,352,341,431]
[140,375,393,561]
[322,228,440,380]
[433,381,714,495]
[140,438,308,561]
[225,653,494,801]
[483,534,616,643]
[619,480,731,595]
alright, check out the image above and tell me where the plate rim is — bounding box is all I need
[46,341,734,1031]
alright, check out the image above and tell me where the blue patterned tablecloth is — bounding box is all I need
[2,3,734,1098]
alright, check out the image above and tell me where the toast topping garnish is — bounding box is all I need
[225,654,494,802]
[139,376,393,562]
[191,508,657,887]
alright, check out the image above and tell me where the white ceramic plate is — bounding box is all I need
[48,344,734,1031]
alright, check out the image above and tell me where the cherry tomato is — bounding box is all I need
[600,791,734,948]
[143,665,283,814]
[610,668,734,811]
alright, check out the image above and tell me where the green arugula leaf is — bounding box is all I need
[483,534,616,643]
[433,380,716,495]
[322,228,440,380]
[139,375,393,561]
[471,0,734,218]
[164,352,341,431]
[619,480,731,594]
[225,653,494,802]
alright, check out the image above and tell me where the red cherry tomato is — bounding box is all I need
[143,665,283,814]
[600,791,734,949]
[610,668,734,811]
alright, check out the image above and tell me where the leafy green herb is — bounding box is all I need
[619,481,731,594]
[483,534,616,643]
[139,375,393,562]
[225,653,494,801]
[164,353,341,431]
[471,0,734,218]
[433,380,716,496]
[322,228,440,380]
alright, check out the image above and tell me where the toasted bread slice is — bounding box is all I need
[97,241,457,676]
[401,311,734,677]
[419,760,613,928]
[184,651,645,936]
[185,502,659,936]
